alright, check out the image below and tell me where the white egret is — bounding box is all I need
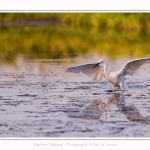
[66,58,150,92]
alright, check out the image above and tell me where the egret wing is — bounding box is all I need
[119,58,150,76]
[66,63,104,82]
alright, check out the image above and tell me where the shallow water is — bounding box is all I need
[0,55,150,137]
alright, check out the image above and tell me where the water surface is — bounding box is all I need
[0,55,150,137]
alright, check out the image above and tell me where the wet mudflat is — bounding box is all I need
[0,56,150,137]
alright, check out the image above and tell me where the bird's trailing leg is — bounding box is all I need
[113,85,116,92]
[111,83,116,92]
[119,82,124,93]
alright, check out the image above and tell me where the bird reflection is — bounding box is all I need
[68,99,107,121]
[108,93,150,125]
[68,93,150,124]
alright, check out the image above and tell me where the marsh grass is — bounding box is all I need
[0,13,150,62]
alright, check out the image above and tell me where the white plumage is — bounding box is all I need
[66,58,150,92]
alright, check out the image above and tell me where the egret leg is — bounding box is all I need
[111,84,116,92]
[119,82,124,92]
[113,86,116,92]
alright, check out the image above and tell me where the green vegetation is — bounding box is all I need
[0,13,150,62]
[1,13,150,29]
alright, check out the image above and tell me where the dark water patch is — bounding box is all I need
[0,99,11,101]
[140,94,146,96]
[3,101,20,106]
[0,109,6,111]
[105,89,127,93]
[27,115,40,118]
[18,94,37,97]
[92,93,101,95]
[64,88,72,90]
[105,90,114,92]
[41,102,49,105]
[125,94,132,96]
[55,127,62,129]
[71,103,85,107]
[24,111,34,113]
[65,86,91,90]
[64,108,80,113]
[135,96,142,99]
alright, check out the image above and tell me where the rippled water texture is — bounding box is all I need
[0,56,150,137]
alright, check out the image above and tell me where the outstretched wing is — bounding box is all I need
[66,63,104,82]
[118,58,150,76]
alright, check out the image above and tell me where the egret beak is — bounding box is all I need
[93,63,99,69]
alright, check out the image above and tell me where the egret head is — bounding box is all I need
[98,59,104,64]
[93,59,104,69]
